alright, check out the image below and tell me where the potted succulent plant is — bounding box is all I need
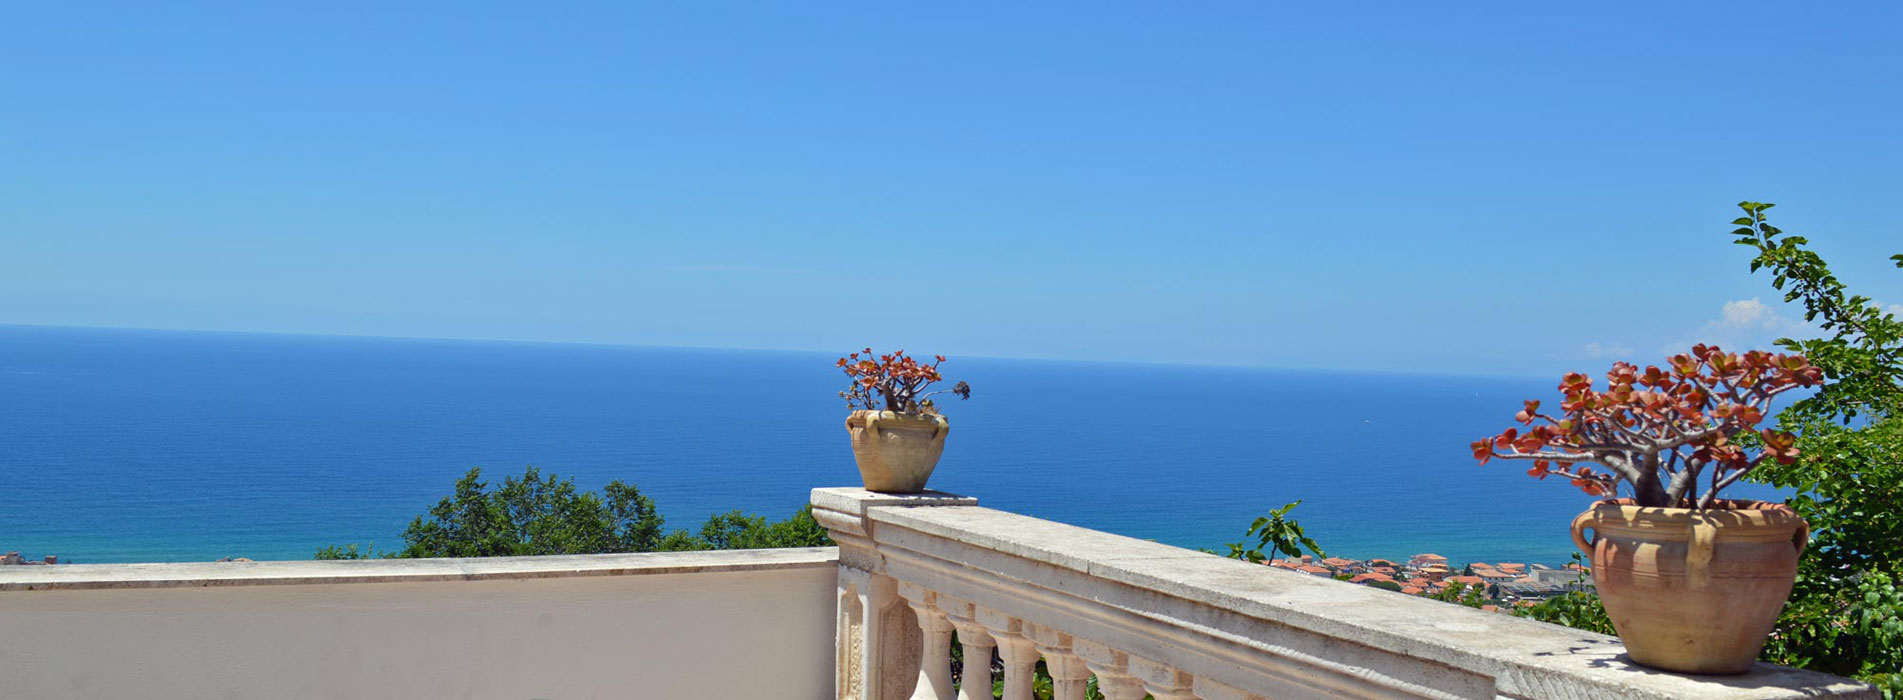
[1473,345,1822,674]
[837,349,971,493]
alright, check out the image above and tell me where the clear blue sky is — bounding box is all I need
[3,3,1899,375]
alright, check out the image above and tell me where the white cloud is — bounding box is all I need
[1584,341,1633,359]
[1720,298,1777,328]
[1660,297,1813,356]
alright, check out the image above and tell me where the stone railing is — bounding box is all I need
[812,487,1876,700]
[0,548,838,699]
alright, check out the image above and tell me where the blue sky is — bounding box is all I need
[3,3,1899,375]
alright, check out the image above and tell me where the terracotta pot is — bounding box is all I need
[845,410,949,493]
[1571,498,1808,674]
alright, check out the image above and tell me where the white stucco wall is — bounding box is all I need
[0,548,838,699]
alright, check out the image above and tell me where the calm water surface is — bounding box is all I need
[0,325,1777,564]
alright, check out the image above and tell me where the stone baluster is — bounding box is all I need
[1026,623,1091,700]
[977,607,1038,700]
[1072,639,1148,700]
[1128,655,1199,700]
[934,595,996,700]
[898,583,956,700]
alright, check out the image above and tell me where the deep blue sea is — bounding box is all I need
[0,325,1780,566]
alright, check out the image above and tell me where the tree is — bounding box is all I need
[316,466,831,559]
[1731,202,1903,694]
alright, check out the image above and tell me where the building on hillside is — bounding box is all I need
[1525,564,1582,587]
[1407,553,1447,570]
[1321,557,1362,574]
[1445,575,1486,589]
[1497,579,1569,602]
[1469,565,1517,585]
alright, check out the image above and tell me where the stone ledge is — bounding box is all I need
[869,505,1875,700]
[811,486,978,517]
[0,547,839,592]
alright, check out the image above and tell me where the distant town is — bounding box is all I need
[1,552,59,566]
[1263,553,1592,612]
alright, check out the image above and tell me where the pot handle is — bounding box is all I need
[1569,511,1595,557]
[1687,515,1717,589]
[852,413,951,442]
[1792,519,1810,558]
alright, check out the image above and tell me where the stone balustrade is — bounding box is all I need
[812,487,1877,700]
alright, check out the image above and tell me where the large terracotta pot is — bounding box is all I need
[1571,498,1808,674]
[845,410,949,493]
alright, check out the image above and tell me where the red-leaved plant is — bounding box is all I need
[1472,344,1823,508]
[837,348,971,414]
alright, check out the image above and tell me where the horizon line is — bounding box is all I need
[0,321,1553,381]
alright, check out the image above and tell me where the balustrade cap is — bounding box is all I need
[863,504,1875,700]
[0,548,838,592]
[811,487,978,518]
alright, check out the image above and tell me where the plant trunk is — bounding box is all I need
[1631,473,1668,508]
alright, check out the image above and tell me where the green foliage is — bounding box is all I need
[1731,202,1903,694]
[1427,582,1487,609]
[1732,201,1903,424]
[1366,579,1403,592]
[1514,588,1614,634]
[672,506,834,551]
[313,542,392,560]
[1222,500,1324,564]
[393,466,647,558]
[1513,557,1615,635]
[1423,582,1491,608]
[316,466,831,559]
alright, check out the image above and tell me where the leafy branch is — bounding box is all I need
[1224,500,1324,565]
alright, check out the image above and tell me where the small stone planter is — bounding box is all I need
[1571,498,1808,674]
[845,410,949,493]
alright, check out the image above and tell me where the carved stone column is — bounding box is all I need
[899,584,955,700]
[1073,639,1147,700]
[1128,655,1199,700]
[936,596,996,700]
[1027,623,1091,700]
[977,606,1037,700]
[812,487,979,700]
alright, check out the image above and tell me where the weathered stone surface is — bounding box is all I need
[0,552,839,699]
[863,504,1875,700]
[0,547,837,591]
[811,487,978,518]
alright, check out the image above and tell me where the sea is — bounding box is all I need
[0,324,1782,566]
